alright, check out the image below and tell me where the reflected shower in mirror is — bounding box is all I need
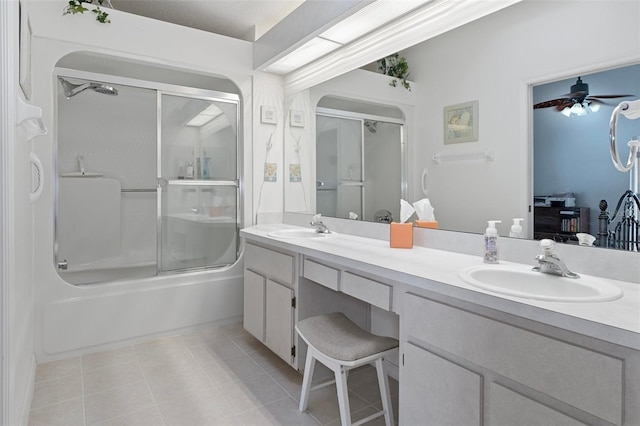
[315,97,405,222]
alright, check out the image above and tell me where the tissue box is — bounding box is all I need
[390,222,413,248]
[415,220,438,229]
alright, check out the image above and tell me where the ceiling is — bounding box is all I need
[109,0,305,41]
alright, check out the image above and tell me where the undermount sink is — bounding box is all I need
[267,229,330,239]
[459,264,623,303]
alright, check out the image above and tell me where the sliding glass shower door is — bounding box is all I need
[159,93,239,272]
[55,73,241,285]
[316,114,364,219]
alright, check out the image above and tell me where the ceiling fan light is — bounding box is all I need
[571,103,584,115]
[561,107,572,117]
[589,103,600,113]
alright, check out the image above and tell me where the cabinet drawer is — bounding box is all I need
[404,293,623,425]
[245,243,294,285]
[303,258,339,291]
[342,272,391,311]
[488,382,586,426]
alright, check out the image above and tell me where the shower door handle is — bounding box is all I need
[156,178,168,189]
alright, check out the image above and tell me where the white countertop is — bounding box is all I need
[241,224,640,350]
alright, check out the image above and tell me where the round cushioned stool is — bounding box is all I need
[296,312,399,426]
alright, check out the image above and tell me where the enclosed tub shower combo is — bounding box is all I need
[55,70,241,285]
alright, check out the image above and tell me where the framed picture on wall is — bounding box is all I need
[444,100,478,144]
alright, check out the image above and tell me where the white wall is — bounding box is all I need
[402,0,640,236]
[253,72,285,223]
[25,2,259,362]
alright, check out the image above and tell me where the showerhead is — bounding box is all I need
[91,84,118,96]
[364,120,377,133]
[59,78,118,99]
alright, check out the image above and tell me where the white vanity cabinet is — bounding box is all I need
[241,226,639,426]
[242,240,377,370]
[243,242,296,365]
[400,292,640,426]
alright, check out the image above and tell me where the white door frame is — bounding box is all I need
[1,0,19,423]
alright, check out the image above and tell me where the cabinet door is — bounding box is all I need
[243,270,265,341]
[265,279,294,364]
[401,343,481,426]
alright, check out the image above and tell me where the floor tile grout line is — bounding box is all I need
[132,343,167,426]
[28,396,85,414]
[231,394,294,417]
[80,355,87,426]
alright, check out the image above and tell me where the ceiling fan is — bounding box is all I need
[533,77,633,115]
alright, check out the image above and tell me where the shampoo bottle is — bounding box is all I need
[484,220,501,264]
[202,151,211,180]
[509,218,525,238]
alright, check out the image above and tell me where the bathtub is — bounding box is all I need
[59,262,158,285]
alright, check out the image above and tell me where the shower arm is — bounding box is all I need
[65,82,92,99]
[609,99,640,173]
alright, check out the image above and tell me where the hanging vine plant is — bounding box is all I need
[378,53,411,91]
[64,0,112,24]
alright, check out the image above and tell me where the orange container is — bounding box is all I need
[390,222,413,248]
[415,220,439,229]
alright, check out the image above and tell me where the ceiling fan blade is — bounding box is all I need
[588,94,634,99]
[556,90,588,99]
[533,97,569,109]
[554,99,576,111]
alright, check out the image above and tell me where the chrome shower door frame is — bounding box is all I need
[53,68,243,284]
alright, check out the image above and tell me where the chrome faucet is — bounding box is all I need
[310,214,330,234]
[532,239,579,279]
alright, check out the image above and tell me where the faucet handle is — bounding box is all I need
[539,238,556,255]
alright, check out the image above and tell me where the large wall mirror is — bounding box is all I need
[282,0,640,253]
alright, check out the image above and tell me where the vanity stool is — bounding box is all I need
[296,312,398,426]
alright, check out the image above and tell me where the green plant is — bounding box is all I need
[378,53,411,91]
[64,0,111,24]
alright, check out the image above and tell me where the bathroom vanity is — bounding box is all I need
[241,224,640,426]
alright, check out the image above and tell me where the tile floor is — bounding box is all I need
[29,322,399,425]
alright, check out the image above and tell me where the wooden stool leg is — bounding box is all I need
[299,348,317,412]
[375,358,394,426]
[335,366,352,426]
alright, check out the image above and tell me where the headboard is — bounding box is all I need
[597,190,640,251]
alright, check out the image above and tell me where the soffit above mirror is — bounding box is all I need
[318,96,405,120]
[269,0,521,94]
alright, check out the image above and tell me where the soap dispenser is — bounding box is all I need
[509,218,525,238]
[484,220,501,264]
